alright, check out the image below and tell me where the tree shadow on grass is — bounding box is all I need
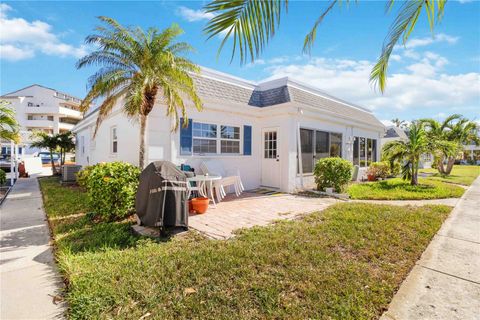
[374,181,436,192]
[56,220,141,254]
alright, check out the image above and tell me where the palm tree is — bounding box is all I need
[382,121,429,186]
[0,100,19,143]
[391,118,406,128]
[57,131,75,165]
[31,132,59,175]
[421,114,478,175]
[445,117,479,173]
[77,17,202,168]
[204,0,446,93]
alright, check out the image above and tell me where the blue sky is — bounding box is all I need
[1,1,479,124]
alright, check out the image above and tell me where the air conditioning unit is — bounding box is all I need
[62,164,82,182]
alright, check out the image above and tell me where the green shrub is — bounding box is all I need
[76,165,94,188]
[314,157,353,193]
[85,162,140,220]
[389,161,401,177]
[367,162,391,180]
[0,169,6,185]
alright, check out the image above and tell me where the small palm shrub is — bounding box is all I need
[389,160,402,177]
[0,169,6,185]
[367,162,391,180]
[84,162,140,220]
[314,157,353,193]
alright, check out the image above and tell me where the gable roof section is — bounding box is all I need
[74,67,385,131]
[384,126,408,139]
[192,69,383,127]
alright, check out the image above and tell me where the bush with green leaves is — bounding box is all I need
[0,169,6,185]
[367,162,391,180]
[314,157,353,193]
[85,162,140,220]
[76,165,95,189]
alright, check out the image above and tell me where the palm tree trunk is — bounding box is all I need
[437,155,446,175]
[411,158,419,186]
[445,157,455,175]
[139,114,146,169]
[138,87,157,169]
[49,148,57,175]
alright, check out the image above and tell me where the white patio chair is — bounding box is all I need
[200,160,244,201]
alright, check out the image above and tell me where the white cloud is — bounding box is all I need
[262,53,480,114]
[176,6,215,22]
[405,33,459,49]
[0,44,34,60]
[0,5,87,61]
[390,54,402,62]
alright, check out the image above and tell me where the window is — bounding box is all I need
[27,102,33,107]
[81,136,85,155]
[353,136,377,167]
[330,133,342,157]
[353,137,359,166]
[298,128,343,174]
[193,122,217,154]
[220,125,240,154]
[315,131,329,159]
[111,127,118,154]
[264,131,278,159]
[300,129,314,173]
[190,122,242,155]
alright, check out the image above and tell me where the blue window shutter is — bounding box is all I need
[243,125,252,155]
[180,118,193,155]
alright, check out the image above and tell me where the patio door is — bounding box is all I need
[261,128,281,188]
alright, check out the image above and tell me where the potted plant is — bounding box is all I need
[366,166,378,181]
[191,197,209,214]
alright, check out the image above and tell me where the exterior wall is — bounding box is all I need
[146,103,263,191]
[75,101,384,193]
[293,112,383,191]
[75,106,140,167]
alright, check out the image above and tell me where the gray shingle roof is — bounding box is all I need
[384,127,400,138]
[192,74,382,126]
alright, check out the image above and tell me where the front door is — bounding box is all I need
[261,128,281,188]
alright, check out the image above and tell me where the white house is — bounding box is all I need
[72,67,385,192]
[1,84,83,155]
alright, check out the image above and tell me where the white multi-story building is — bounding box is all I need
[1,84,83,155]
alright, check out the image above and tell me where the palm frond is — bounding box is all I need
[370,0,446,93]
[303,0,341,54]
[204,0,286,64]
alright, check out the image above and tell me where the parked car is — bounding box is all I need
[0,156,12,172]
[36,152,61,165]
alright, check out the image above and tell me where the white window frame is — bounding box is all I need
[191,121,243,156]
[110,126,118,154]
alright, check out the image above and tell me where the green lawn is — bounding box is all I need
[40,177,451,319]
[420,165,480,186]
[348,178,465,200]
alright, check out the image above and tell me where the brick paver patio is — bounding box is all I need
[188,192,339,239]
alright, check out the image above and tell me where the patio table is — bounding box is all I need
[186,175,222,208]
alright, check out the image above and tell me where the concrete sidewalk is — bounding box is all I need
[381,177,480,320]
[1,176,65,319]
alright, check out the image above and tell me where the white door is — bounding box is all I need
[261,128,281,188]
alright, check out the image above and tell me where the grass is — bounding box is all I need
[420,165,480,186]
[40,177,451,319]
[348,178,465,200]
